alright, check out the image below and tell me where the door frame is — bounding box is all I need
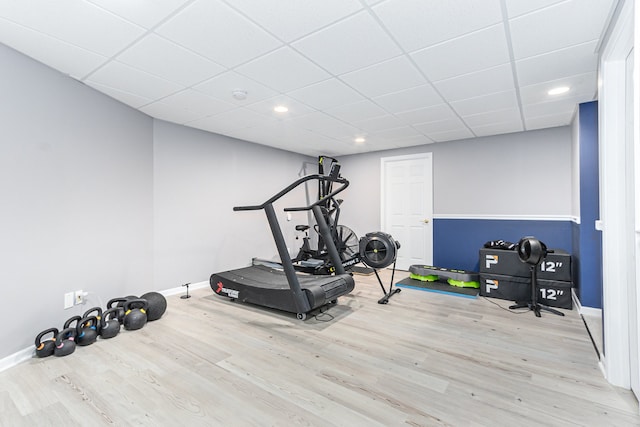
[598,0,637,390]
[380,152,433,267]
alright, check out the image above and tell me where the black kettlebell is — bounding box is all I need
[83,307,103,334]
[54,328,76,357]
[64,315,81,330]
[107,297,134,322]
[76,316,98,346]
[34,328,59,358]
[123,299,148,331]
[100,307,121,339]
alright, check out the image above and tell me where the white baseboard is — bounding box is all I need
[1,280,211,374]
[571,288,602,317]
[159,280,209,297]
[0,346,34,374]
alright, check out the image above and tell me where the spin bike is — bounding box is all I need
[292,156,359,275]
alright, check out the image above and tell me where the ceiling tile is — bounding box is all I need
[288,78,364,110]
[235,47,330,92]
[523,95,584,119]
[525,110,575,130]
[139,102,207,124]
[373,83,443,113]
[434,64,515,102]
[509,0,617,60]
[87,0,191,29]
[372,0,502,52]
[156,89,236,115]
[244,95,316,118]
[368,125,423,141]
[155,0,282,67]
[395,104,458,125]
[519,71,597,105]
[193,70,279,105]
[84,81,153,108]
[392,135,434,148]
[461,107,521,127]
[425,127,475,142]
[85,61,184,100]
[292,11,401,75]
[413,116,468,135]
[516,40,598,86]
[287,112,360,139]
[504,0,565,18]
[185,107,275,133]
[227,0,363,42]
[340,55,426,98]
[450,90,518,116]
[117,34,226,86]
[411,24,510,82]
[354,114,406,133]
[0,1,145,57]
[469,120,524,137]
[0,17,107,79]
[325,100,388,122]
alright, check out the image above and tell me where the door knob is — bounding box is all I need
[422,219,429,224]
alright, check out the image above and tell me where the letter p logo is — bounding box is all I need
[485,255,498,269]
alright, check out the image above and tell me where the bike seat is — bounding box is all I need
[295,225,310,232]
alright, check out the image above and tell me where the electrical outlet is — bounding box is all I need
[64,292,74,309]
[75,290,84,305]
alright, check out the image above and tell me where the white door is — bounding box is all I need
[381,153,433,271]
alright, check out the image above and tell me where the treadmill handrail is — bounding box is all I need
[233,174,349,212]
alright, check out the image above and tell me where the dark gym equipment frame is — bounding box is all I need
[211,174,355,319]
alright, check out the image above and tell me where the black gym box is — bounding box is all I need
[479,248,572,281]
[479,273,572,309]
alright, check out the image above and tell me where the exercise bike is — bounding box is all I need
[292,156,360,275]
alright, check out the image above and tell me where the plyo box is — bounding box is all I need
[479,248,572,281]
[479,273,573,309]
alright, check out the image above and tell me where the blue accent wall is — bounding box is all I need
[433,218,573,272]
[575,101,602,308]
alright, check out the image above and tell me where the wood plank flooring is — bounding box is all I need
[2,269,639,426]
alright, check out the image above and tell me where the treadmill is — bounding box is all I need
[210,174,355,320]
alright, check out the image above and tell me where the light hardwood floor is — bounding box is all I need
[2,270,639,426]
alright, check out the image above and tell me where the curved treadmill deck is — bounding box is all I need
[211,265,355,314]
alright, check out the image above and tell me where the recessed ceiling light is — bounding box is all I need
[354,137,366,143]
[548,86,570,96]
[273,105,289,113]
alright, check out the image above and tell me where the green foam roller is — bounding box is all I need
[409,265,479,287]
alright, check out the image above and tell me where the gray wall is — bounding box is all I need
[153,120,311,291]
[0,44,312,361]
[338,127,573,237]
[0,44,154,357]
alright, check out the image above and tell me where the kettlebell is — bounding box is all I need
[100,307,121,339]
[107,297,132,322]
[76,316,98,346]
[63,315,81,330]
[54,328,76,357]
[123,299,148,331]
[83,307,103,334]
[34,328,59,358]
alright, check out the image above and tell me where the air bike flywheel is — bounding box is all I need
[359,232,400,269]
[359,232,402,304]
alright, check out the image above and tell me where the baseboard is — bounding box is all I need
[159,280,209,297]
[1,280,211,374]
[0,346,34,374]
[571,289,602,317]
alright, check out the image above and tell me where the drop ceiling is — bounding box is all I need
[0,0,617,156]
